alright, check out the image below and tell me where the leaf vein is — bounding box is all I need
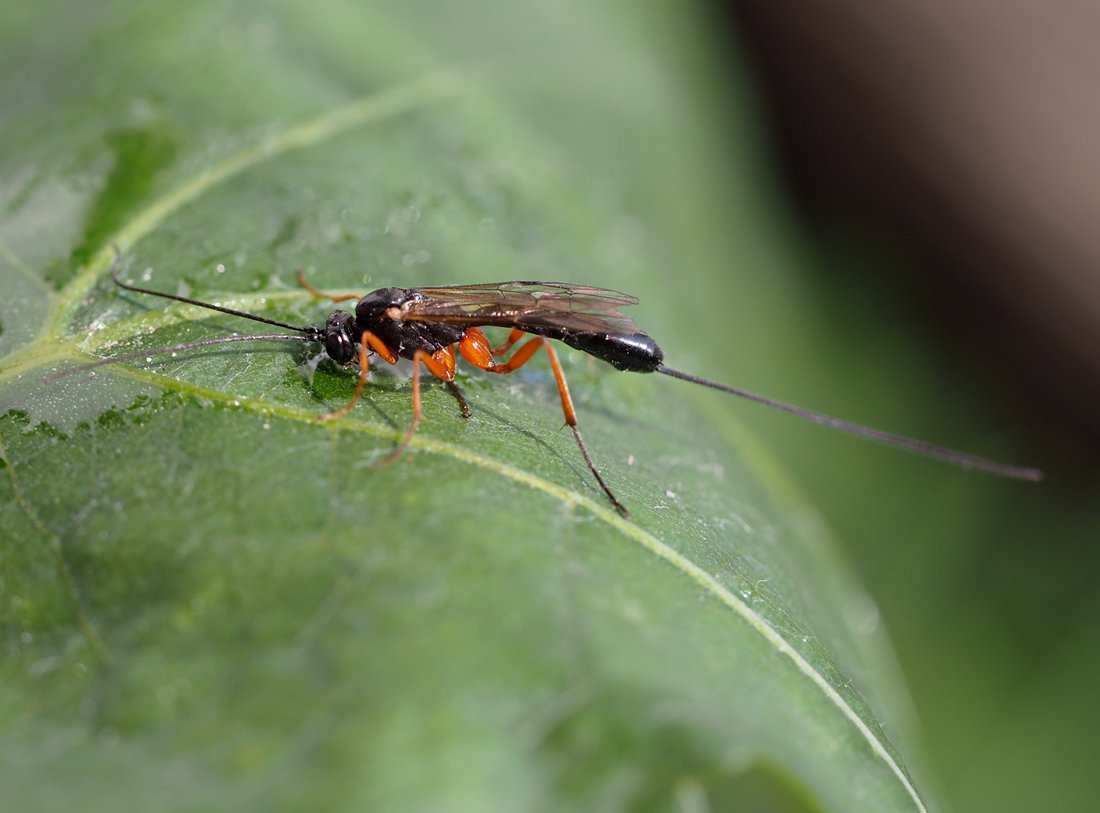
[54,65,478,333]
[76,364,925,810]
[0,431,109,662]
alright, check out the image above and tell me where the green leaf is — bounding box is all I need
[1,2,931,811]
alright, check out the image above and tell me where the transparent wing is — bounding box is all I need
[403,281,643,335]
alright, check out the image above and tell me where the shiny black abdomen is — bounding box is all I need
[566,331,664,372]
[527,327,663,372]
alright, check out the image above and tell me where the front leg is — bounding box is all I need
[316,330,397,422]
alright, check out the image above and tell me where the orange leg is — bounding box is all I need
[427,343,471,417]
[491,328,526,357]
[298,269,360,303]
[317,331,398,422]
[318,334,468,440]
[466,334,629,517]
[373,348,456,468]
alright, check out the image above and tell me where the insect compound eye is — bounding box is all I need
[324,311,358,364]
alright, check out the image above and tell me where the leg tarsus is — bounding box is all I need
[570,424,629,518]
[446,380,472,418]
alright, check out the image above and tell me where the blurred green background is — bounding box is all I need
[717,3,1100,813]
[2,1,1098,811]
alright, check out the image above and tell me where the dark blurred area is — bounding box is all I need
[712,3,1100,812]
[723,1,1100,467]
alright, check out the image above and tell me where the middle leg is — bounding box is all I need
[373,346,458,468]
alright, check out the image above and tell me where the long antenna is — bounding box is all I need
[656,365,1043,481]
[45,334,314,383]
[109,246,320,339]
[44,245,327,382]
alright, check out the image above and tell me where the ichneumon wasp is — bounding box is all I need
[63,248,1041,516]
